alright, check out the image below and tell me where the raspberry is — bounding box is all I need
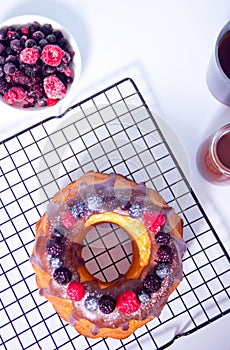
[43,75,66,99]
[157,245,173,263]
[143,273,162,293]
[143,212,166,233]
[12,71,30,85]
[47,98,58,106]
[99,295,116,314]
[155,232,170,245]
[61,211,76,229]
[53,267,72,285]
[41,44,64,66]
[116,290,140,313]
[4,87,26,104]
[67,281,85,301]
[19,47,40,64]
[46,236,65,256]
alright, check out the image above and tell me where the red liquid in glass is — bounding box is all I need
[197,131,230,185]
[218,30,230,79]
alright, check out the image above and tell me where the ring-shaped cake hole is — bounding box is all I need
[82,223,132,283]
[77,212,151,289]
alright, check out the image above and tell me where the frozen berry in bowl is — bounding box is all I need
[0,15,81,110]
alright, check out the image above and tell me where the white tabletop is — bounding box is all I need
[1,1,230,349]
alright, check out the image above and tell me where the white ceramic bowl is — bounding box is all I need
[0,15,81,111]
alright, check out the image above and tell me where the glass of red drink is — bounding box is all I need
[197,124,230,185]
[206,21,230,105]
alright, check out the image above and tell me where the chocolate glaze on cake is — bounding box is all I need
[31,173,186,335]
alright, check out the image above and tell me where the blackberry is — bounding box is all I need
[46,34,57,43]
[143,273,162,293]
[157,245,173,263]
[98,295,116,314]
[41,23,53,36]
[4,62,16,75]
[137,288,151,302]
[46,236,65,257]
[49,256,63,269]
[128,203,143,218]
[84,296,99,312]
[155,232,170,245]
[71,202,88,220]
[155,262,170,279]
[53,267,72,285]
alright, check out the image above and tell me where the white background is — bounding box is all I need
[0,1,230,349]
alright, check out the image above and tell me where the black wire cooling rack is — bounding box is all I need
[1,78,230,350]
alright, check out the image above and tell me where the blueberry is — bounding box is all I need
[53,267,72,285]
[0,66,3,77]
[84,296,99,311]
[71,202,88,220]
[25,39,36,48]
[4,62,16,75]
[137,289,151,302]
[37,97,47,107]
[53,29,63,40]
[49,257,63,269]
[0,43,5,55]
[5,55,18,65]
[10,39,21,52]
[98,295,116,314]
[39,38,48,47]
[46,236,65,257]
[32,31,45,41]
[128,203,143,218]
[30,22,41,34]
[41,24,53,36]
[52,226,65,239]
[155,262,170,279]
[57,37,69,50]
[46,34,57,43]
[0,27,7,40]
[86,196,103,212]
[118,199,131,210]
[0,56,5,65]
[62,51,72,63]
